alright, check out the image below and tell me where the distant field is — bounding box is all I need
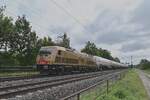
[0,71,39,77]
[81,69,149,100]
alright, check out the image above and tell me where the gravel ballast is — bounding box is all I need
[7,72,121,100]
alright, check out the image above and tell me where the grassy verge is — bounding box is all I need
[143,69,150,74]
[80,84,106,100]
[0,71,39,77]
[80,70,149,100]
[96,69,149,100]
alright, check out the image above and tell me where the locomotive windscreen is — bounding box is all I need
[39,47,55,56]
[39,50,51,55]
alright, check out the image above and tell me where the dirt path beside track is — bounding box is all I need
[137,70,150,98]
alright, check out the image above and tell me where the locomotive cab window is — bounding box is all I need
[58,50,62,55]
[39,50,51,55]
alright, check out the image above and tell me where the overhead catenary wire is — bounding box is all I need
[3,0,75,36]
[5,0,89,33]
[3,9,57,39]
[0,0,59,35]
[48,0,90,33]
[3,0,92,35]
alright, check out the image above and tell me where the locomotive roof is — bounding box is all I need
[41,46,127,67]
[41,46,66,51]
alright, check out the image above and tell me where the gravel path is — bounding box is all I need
[137,70,150,98]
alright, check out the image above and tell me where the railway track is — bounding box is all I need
[0,70,123,99]
[0,75,47,82]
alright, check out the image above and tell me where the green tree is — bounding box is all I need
[81,41,114,60]
[97,48,113,60]
[0,7,14,52]
[10,15,38,65]
[38,37,54,47]
[81,41,97,55]
[56,33,70,48]
[138,59,150,69]
[0,8,56,66]
[0,7,16,66]
[113,57,120,62]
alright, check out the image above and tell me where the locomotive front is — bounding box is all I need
[36,46,57,73]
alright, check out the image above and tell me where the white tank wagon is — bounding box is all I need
[93,56,127,70]
[93,56,126,70]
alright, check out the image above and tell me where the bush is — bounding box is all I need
[0,52,19,66]
[138,59,150,70]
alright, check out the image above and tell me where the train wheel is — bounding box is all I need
[57,67,64,75]
[40,70,49,75]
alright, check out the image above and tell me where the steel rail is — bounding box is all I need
[0,70,124,99]
[60,70,127,100]
[0,70,117,90]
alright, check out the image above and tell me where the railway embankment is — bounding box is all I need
[0,70,123,100]
[138,69,150,99]
[143,69,150,75]
[0,71,39,77]
[96,69,149,100]
[0,66,38,77]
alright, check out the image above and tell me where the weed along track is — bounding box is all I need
[0,70,124,99]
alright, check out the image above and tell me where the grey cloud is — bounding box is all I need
[85,6,150,45]
[120,41,150,53]
[133,0,150,29]
[95,29,150,45]
[117,0,150,53]
[86,10,120,34]
[96,32,127,45]
[85,12,132,45]
[6,0,150,64]
[50,26,71,34]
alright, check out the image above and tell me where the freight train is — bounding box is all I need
[36,46,127,74]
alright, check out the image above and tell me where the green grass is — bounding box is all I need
[143,69,150,74]
[80,70,149,100]
[0,71,39,77]
[80,84,106,100]
[96,69,149,100]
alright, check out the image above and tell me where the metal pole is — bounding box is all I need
[77,93,80,100]
[131,56,133,68]
[107,80,109,94]
[120,74,122,80]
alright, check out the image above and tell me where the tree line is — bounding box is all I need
[137,59,150,69]
[81,41,120,62]
[0,7,120,66]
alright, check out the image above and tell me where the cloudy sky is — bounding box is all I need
[1,0,150,64]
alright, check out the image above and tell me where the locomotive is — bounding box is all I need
[36,46,127,74]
